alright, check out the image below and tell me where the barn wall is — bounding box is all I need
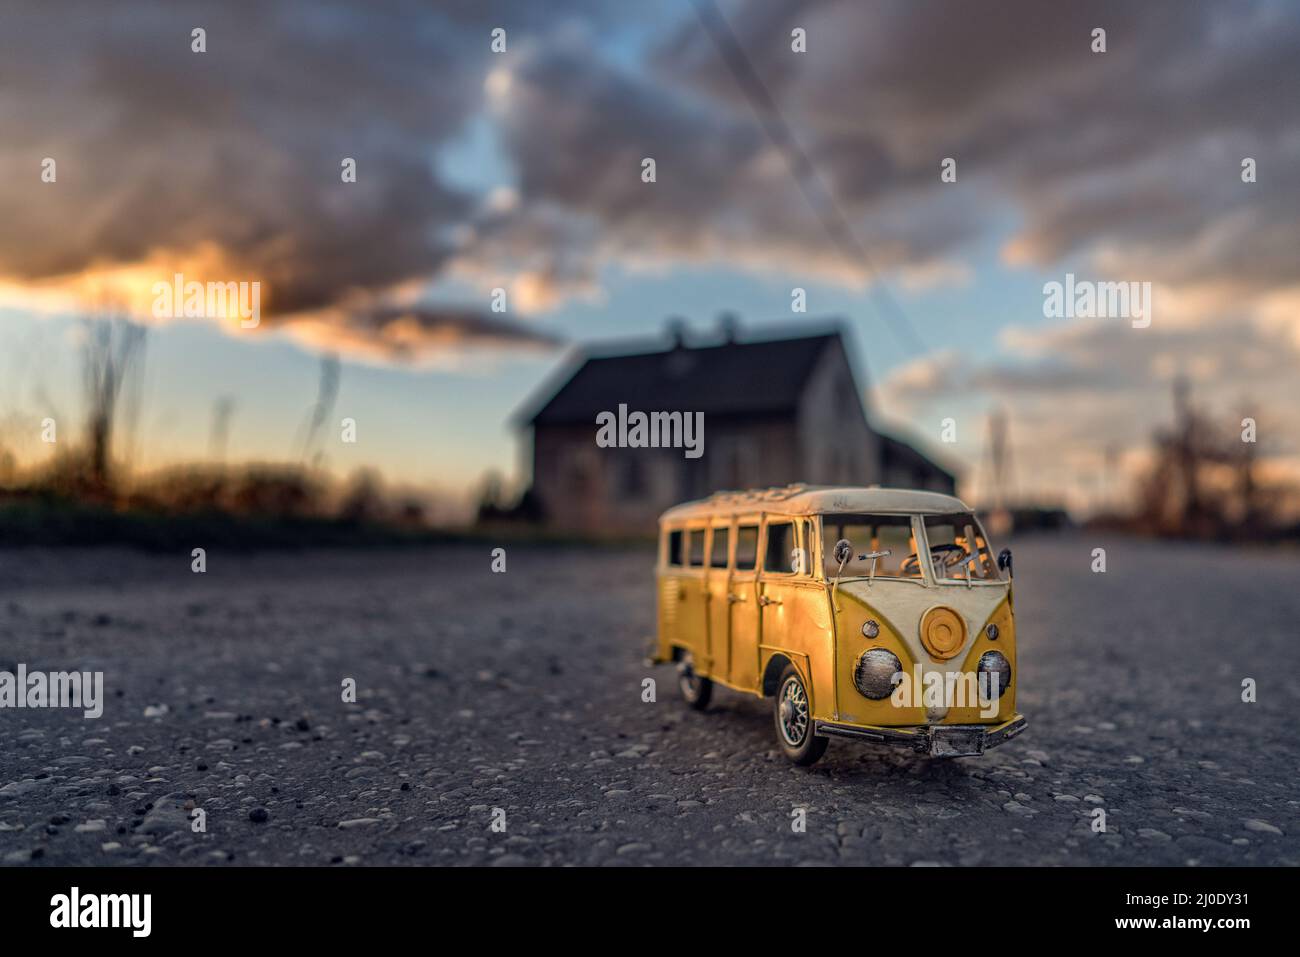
[796,339,881,487]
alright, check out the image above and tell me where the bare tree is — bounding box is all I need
[81,311,146,493]
[209,395,236,462]
[298,352,341,467]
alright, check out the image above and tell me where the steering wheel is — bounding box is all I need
[931,543,971,566]
[900,544,969,574]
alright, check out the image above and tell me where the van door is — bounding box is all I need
[658,526,685,655]
[705,521,733,680]
[678,526,710,663]
[727,518,762,691]
[757,516,800,674]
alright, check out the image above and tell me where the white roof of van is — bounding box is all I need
[659,484,971,523]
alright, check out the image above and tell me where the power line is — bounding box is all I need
[689,0,927,357]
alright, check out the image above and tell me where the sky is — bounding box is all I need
[1,0,1297,515]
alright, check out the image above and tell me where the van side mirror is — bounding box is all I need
[833,539,853,568]
[997,548,1013,578]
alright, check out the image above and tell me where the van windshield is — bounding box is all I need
[923,513,1002,582]
[820,514,922,580]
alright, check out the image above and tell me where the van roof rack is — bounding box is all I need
[705,483,808,505]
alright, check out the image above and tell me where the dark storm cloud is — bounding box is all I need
[341,303,563,357]
[0,0,617,353]
[1,0,1296,361]
[466,0,1300,305]
[486,37,781,285]
[1,2,465,306]
[653,0,1300,290]
[487,29,981,289]
[502,44,761,237]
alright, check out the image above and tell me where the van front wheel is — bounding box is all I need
[677,653,712,710]
[774,664,828,766]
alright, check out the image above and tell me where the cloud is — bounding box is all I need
[0,0,1296,380]
[479,28,985,297]
[654,0,1300,296]
[288,303,563,365]
[442,0,1300,333]
[0,0,605,355]
[879,312,1300,510]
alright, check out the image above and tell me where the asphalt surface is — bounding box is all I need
[0,536,1296,866]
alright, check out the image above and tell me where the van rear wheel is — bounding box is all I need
[774,664,828,766]
[677,652,712,710]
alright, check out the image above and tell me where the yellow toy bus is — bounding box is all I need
[651,485,1026,764]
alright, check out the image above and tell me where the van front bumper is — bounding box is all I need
[814,713,1027,757]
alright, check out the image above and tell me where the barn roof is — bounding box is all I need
[517,327,842,427]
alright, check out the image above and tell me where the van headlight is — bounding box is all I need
[977,651,1011,698]
[854,649,903,700]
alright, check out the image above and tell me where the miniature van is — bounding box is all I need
[650,485,1026,764]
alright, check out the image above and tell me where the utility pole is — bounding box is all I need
[981,408,1013,536]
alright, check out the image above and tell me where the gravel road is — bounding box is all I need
[0,536,1296,866]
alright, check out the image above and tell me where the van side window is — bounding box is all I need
[735,525,759,570]
[710,526,730,568]
[764,521,795,574]
[666,529,683,566]
[687,530,706,567]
